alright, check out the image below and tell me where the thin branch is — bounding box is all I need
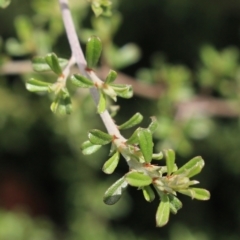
[58,0,123,139]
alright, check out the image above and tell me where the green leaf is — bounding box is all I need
[88,129,112,145]
[103,177,128,205]
[178,188,210,200]
[173,156,205,178]
[97,90,106,114]
[125,171,152,187]
[169,195,182,214]
[118,113,143,130]
[32,56,68,72]
[45,53,63,75]
[156,194,170,227]
[165,149,175,176]
[50,88,72,115]
[71,74,94,88]
[142,185,155,202]
[0,0,11,8]
[102,151,120,174]
[105,70,117,84]
[126,128,140,144]
[86,36,102,69]
[111,84,133,98]
[148,116,158,133]
[138,128,153,163]
[26,78,51,92]
[102,84,117,101]
[81,140,102,155]
[152,152,163,160]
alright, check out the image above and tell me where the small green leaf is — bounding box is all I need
[148,116,158,133]
[32,56,68,72]
[118,113,143,130]
[103,177,128,205]
[156,194,170,227]
[45,53,63,75]
[178,188,210,200]
[71,74,94,88]
[152,152,163,160]
[126,128,140,144]
[125,171,152,187]
[138,128,153,163]
[102,85,117,101]
[88,129,112,145]
[86,36,102,69]
[173,156,205,178]
[102,151,120,174]
[169,194,182,214]
[0,0,11,8]
[50,88,72,115]
[81,140,102,155]
[26,78,51,92]
[105,70,117,84]
[111,84,133,98]
[165,149,175,176]
[97,90,106,114]
[142,185,155,202]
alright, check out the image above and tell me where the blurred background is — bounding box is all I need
[1,0,240,239]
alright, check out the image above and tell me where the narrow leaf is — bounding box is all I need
[169,194,182,214]
[97,90,106,114]
[178,188,210,200]
[32,56,68,72]
[152,152,163,160]
[81,140,102,155]
[125,171,152,187]
[156,194,170,227]
[86,36,102,69]
[118,113,143,130]
[71,74,94,88]
[142,185,155,202]
[88,129,112,145]
[126,128,140,144]
[165,149,175,176]
[102,151,120,174]
[103,177,128,205]
[111,84,133,99]
[148,116,158,133]
[138,128,153,163]
[173,156,205,178]
[26,78,51,92]
[45,53,63,75]
[105,69,118,84]
[50,88,72,115]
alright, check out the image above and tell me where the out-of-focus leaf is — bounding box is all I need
[0,0,11,8]
[86,36,102,69]
[32,56,68,72]
[125,171,152,187]
[178,188,210,200]
[103,177,128,205]
[118,113,143,130]
[26,78,51,92]
[173,156,205,178]
[156,194,170,227]
[45,53,63,75]
[50,88,72,115]
[88,129,112,145]
[97,90,106,113]
[111,84,133,98]
[148,116,158,133]
[165,149,175,176]
[138,128,153,163]
[81,140,102,155]
[71,74,94,88]
[142,185,155,202]
[105,70,117,84]
[102,151,120,174]
[152,152,163,160]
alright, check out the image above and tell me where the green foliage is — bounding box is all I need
[0,0,11,8]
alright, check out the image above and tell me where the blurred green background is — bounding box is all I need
[1,0,240,239]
